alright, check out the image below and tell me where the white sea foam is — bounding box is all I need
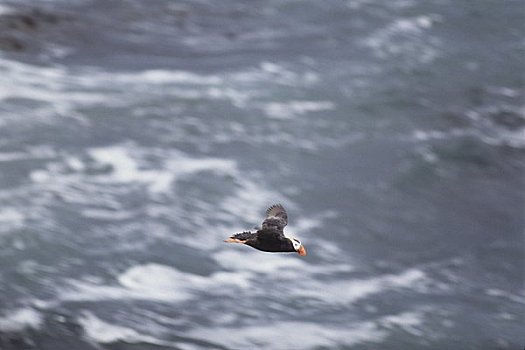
[292,268,427,305]
[166,153,236,177]
[79,308,424,348]
[0,60,102,106]
[189,319,387,349]
[78,311,173,346]
[229,61,320,88]
[0,308,43,332]
[80,208,135,220]
[0,152,27,162]
[29,144,237,196]
[73,67,255,107]
[482,127,525,149]
[0,56,322,137]
[380,310,425,336]
[411,124,525,150]
[0,58,236,127]
[118,264,205,297]
[0,208,25,232]
[188,308,427,348]
[0,59,103,127]
[60,263,250,303]
[364,15,441,64]
[505,127,525,148]
[261,100,336,119]
[88,145,236,194]
[0,4,14,15]
[79,312,140,343]
[411,128,470,141]
[89,147,170,192]
[0,208,25,224]
[119,263,250,292]
[485,288,525,304]
[130,70,222,85]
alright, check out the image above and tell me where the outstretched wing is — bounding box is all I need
[266,204,288,223]
[261,204,288,232]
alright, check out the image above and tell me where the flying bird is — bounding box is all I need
[224,204,307,256]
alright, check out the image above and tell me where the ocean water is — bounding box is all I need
[0,0,523,349]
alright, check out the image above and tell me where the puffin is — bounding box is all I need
[224,204,307,256]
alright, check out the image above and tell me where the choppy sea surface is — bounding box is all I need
[0,0,524,349]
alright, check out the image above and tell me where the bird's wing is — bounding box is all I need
[261,204,288,232]
[232,231,257,241]
[226,231,257,242]
[265,204,288,223]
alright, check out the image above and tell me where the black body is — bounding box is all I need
[231,228,295,253]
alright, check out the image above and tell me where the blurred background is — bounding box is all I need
[0,0,523,349]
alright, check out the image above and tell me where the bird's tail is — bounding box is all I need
[224,231,253,243]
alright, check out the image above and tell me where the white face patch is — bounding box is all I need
[291,238,302,251]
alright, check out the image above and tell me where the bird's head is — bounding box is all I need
[290,237,307,256]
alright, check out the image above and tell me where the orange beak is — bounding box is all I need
[297,245,307,256]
